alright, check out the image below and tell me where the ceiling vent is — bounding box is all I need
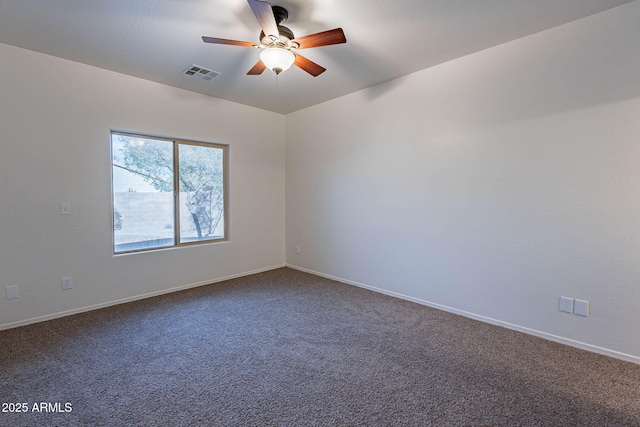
[183,65,220,81]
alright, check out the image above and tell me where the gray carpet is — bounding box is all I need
[1,267,639,426]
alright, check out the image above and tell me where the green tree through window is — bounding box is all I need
[178,144,225,242]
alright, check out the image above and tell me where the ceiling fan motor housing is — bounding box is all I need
[260,25,295,45]
[259,6,297,47]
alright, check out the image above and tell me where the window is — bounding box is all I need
[111,131,228,253]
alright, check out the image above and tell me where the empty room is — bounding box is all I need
[1,0,639,425]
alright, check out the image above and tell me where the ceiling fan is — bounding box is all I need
[202,0,346,77]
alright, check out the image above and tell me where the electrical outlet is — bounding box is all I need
[6,285,19,300]
[574,299,590,317]
[62,277,73,290]
[559,296,574,313]
[60,202,71,215]
[295,245,301,255]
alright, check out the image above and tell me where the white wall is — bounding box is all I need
[0,43,286,328]
[286,2,640,362]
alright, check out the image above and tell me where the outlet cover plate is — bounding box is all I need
[62,277,73,290]
[60,202,71,215]
[574,299,589,317]
[560,296,574,313]
[6,285,19,300]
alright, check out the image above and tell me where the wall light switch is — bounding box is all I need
[574,299,590,317]
[60,202,71,215]
[6,285,19,300]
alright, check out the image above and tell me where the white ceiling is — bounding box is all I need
[0,0,633,114]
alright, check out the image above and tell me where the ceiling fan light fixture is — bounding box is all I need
[260,48,295,75]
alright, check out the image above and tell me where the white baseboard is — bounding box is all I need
[0,264,287,332]
[287,264,640,365]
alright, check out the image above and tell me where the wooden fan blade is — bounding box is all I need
[247,0,279,41]
[202,36,258,48]
[292,28,346,49]
[294,53,326,77]
[247,60,267,75]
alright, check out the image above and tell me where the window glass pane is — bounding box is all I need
[178,143,225,243]
[112,134,175,252]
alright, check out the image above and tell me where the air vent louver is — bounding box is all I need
[183,65,220,81]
